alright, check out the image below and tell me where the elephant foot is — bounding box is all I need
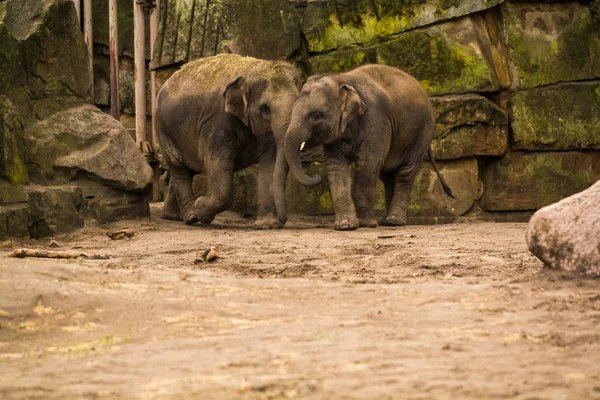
[161,211,182,221]
[382,214,407,226]
[194,197,217,225]
[182,209,199,225]
[359,217,378,228]
[334,217,359,231]
[254,216,284,230]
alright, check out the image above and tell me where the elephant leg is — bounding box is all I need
[380,170,395,215]
[255,146,283,230]
[194,156,233,225]
[170,166,199,225]
[160,185,182,221]
[325,148,358,231]
[382,164,419,226]
[353,161,380,228]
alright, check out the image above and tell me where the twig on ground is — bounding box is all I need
[8,249,110,260]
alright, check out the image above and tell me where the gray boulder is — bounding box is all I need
[526,180,600,274]
[25,105,153,192]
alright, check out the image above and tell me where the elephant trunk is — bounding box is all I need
[272,148,288,224]
[285,119,321,187]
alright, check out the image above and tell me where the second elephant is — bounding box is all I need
[283,64,453,230]
[155,54,301,229]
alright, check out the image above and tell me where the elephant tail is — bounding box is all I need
[427,147,455,199]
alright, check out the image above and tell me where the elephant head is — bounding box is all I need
[284,76,367,187]
[223,64,302,223]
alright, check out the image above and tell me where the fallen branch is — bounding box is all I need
[9,249,109,260]
[106,228,136,240]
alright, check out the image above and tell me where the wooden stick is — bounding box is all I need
[83,0,94,102]
[134,0,147,151]
[9,249,109,260]
[109,0,120,120]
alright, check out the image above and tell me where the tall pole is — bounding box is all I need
[73,0,81,27]
[83,0,94,103]
[134,0,147,151]
[150,0,162,201]
[150,0,159,155]
[109,0,120,120]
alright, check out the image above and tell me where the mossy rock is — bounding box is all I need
[0,96,28,185]
[0,203,30,239]
[153,0,301,69]
[0,179,28,205]
[26,185,84,238]
[502,2,600,89]
[0,23,25,94]
[375,17,498,95]
[431,94,508,160]
[481,151,600,211]
[11,0,90,99]
[303,0,504,53]
[305,47,375,74]
[509,82,600,151]
[407,158,480,217]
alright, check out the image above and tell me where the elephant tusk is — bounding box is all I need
[300,141,306,151]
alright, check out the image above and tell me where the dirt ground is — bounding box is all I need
[0,204,599,400]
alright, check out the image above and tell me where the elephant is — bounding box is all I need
[155,54,301,229]
[283,64,453,230]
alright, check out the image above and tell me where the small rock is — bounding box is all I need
[106,228,136,240]
[526,181,600,274]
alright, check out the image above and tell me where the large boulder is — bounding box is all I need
[502,2,600,89]
[431,94,508,160]
[2,0,89,100]
[303,0,504,53]
[526,180,600,274]
[481,152,600,211]
[152,0,301,69]
[24,105,153,192]
[509,82,600,151]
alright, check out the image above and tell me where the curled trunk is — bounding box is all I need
[284,121,321,187]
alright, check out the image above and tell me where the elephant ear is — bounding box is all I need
[223,76,249,126]
[340,84,367,133]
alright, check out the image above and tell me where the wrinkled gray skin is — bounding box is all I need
[155,54,300,229]
[284,64,453,230]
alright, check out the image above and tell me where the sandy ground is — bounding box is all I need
[0,204,599,400]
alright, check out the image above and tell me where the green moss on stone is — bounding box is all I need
[503,2,600,89]
[376,29,494,95]
[510,83,600,151]
[303,0,503,53]
[482,152,600,211]
[307,48,371,74]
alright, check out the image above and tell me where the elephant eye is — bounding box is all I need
[310,112,323,122]
[260,104,271,117]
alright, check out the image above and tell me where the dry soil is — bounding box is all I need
[0,205,599,399]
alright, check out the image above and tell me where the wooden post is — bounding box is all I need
[83,0,94,103]
[134,0,147,151]
[150,0,163,201]
[109,0,120,120]
[150,0,159,154]
[73,0,81,27]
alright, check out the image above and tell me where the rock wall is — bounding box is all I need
[0,0,152,239]
[150,0,600,223]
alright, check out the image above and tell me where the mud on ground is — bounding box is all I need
[0,205,599,399]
